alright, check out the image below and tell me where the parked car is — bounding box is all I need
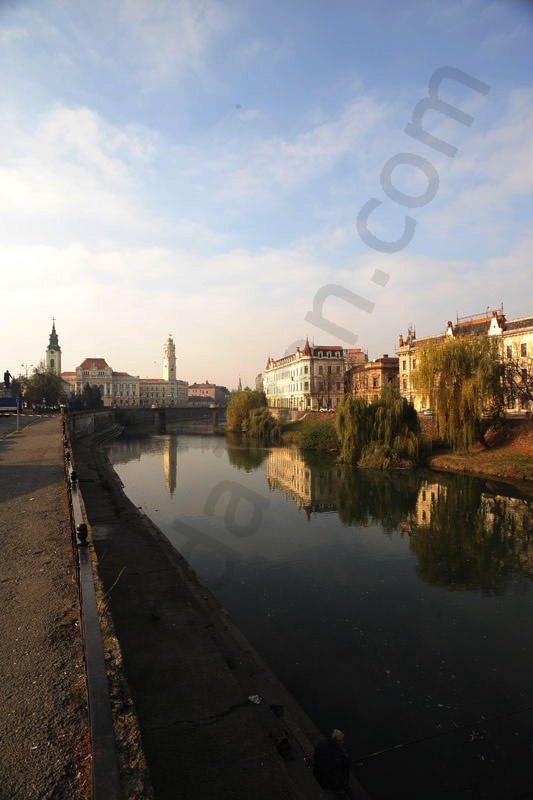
[422,408,434,416]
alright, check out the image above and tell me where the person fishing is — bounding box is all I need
[313,728,352,797]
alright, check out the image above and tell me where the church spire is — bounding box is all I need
[46,318,62,376]
[48,318,59,349]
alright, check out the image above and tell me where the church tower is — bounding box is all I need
[163,334,176,382]
[46,318,62,375]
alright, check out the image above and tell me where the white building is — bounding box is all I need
[264,338,345,411]
[62,334,188,408]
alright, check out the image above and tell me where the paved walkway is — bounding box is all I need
[0,418,89,800]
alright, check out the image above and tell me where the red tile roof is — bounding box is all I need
[79,358,111,370]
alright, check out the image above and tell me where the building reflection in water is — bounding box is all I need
[405,474,533,592]
[265,445,342,517]
[414,480,447,527]
[163,435,178,497]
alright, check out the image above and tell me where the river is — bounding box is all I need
[106,433,533,799]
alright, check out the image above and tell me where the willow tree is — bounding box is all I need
[247,407,281,441]
[336,386,422,466]
[336,394,369,464]
[413,335,504,451]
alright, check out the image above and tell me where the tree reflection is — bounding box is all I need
[336,467,420,532]
[409,474,531,594]
[225,432,269,471]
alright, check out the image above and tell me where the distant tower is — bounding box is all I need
[163,334,176,382]
[237,376,242,391]
[46,318,62,375]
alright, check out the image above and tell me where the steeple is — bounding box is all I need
[48,318,59,349]
[46,318,62,375]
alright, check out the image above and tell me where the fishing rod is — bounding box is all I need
[356,702,533,762]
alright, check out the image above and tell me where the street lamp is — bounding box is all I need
[21,363,33,379]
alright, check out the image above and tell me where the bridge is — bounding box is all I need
[113,406,222,435]
[69,405,225,437]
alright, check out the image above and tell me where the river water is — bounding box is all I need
[106,433,533,799]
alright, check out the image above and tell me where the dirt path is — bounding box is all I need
[0,418,90,800]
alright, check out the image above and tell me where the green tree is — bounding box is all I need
[413,335,504,451]
[226,389,267,432]
[298,420,340,452]
[247,407,281,441]
[336,386,422,466]
[71,383,104,410]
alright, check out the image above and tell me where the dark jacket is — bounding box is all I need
[313,737,351,791]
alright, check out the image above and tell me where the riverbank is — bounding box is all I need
[428,417,533,491]
[281,413,533,491]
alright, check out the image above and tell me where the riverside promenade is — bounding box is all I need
[1,415,370,799]
[0,417,89,800]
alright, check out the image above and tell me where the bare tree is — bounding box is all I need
[503,343,533,410]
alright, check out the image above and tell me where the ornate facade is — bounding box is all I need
[62,334,188,408]
[264,338,345,411]
[397,307,533,412]
[345,354,399,403]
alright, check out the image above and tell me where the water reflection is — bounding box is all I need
[407,474,533,594]
[266,445,342,516]
[106,435,533,799]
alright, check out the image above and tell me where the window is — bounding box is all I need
[336,365,341,373]
[403,377,408,391]
[336,352,340,358]
[336,382,341,390]
[318,366,323,374]
[328,366,332,374]
[521,342,528,357]
[304,365,308,374]
[402,360,406,370]
[413,359,417,369]
[327,351,331,358]
[373,376,379,388]
[304,381,309,390]
[506,345,513,359]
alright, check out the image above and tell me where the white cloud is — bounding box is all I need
[116,0,231,85]
[202,96,385,202]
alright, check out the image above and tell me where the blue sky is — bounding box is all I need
[2,0,532,387]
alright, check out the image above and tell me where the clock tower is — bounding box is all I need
[46,318,62,376]
[163,334,176,382]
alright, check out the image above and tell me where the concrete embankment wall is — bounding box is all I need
[269,408,308,422]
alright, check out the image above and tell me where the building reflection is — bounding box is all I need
[164,435,178,497]
[414,481,447,526]
[480,492,533,568]
[406,474,533,593]
[266,446,341,516]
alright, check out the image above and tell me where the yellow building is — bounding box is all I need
[62,335,188,408]
[397,307,533,413]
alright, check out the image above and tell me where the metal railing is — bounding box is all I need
[63,422,122,800]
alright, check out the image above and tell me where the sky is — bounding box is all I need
[2,0,532,389]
